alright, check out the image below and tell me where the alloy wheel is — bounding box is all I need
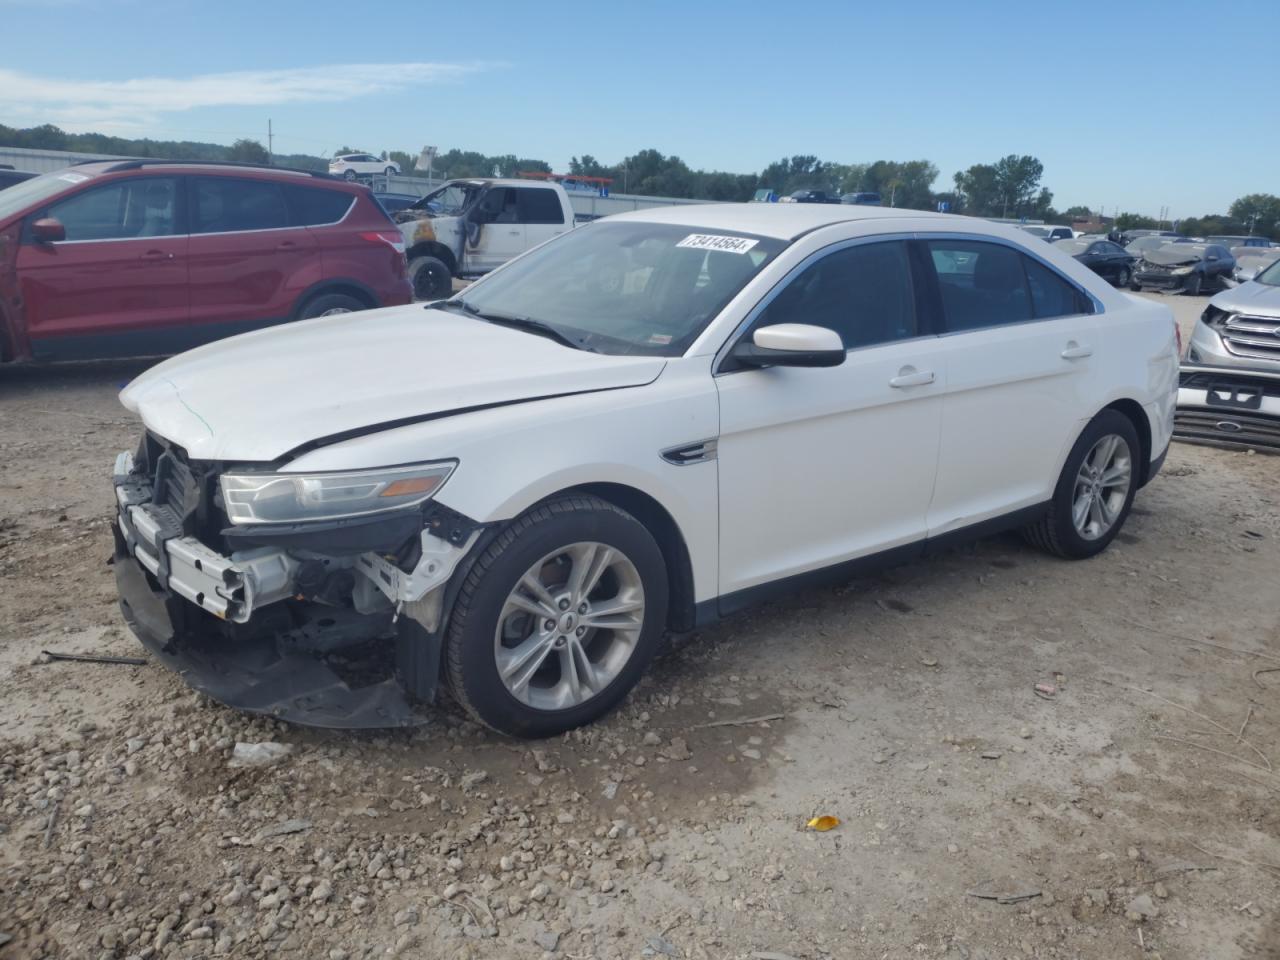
[1071,434,1132,540]
[493,542,645,711]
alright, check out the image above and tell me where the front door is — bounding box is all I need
[715,238,945,602]
[922,237,1101,535]
[17,176,189,359]
[466,187,526,273]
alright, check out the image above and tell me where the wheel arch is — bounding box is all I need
[407,240,458,275]
[292,278,379,319]
[530,482,698,635]
[1101,397,1152,485]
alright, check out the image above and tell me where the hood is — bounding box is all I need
[1144,245,1207,266]
[1210,279,1280,318]
[120,306,666,462]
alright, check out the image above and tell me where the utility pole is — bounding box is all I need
[267,119,273,165]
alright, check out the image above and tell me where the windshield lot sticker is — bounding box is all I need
[58,172,89,183]
[677,234,759,254]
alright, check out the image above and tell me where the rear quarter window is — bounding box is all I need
[284,185,354,226]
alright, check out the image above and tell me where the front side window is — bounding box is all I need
[1256,259,1280,286]
[192,177,288,233]
[475,187,519,223]
[516,187,564,224]
[449,221,785,357]
[928,240,1032,330]
[47,177,178,241]
[416,182,482,216]
[754,240,917,349]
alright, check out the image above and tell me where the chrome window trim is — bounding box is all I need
[710,233,929,376]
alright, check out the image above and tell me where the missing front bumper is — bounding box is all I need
[114,533,439,729]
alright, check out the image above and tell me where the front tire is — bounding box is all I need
[1022,410,1140,559]
[444,495,669,737]
[384,166,397,176]
[1115,266,1131,288]
[1183,272,1203,296]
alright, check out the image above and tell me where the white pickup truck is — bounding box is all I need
[392,178,574,299]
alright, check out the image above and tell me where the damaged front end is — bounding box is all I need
[111,434,482,728]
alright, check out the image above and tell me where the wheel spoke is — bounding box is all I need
[1098,494,1118,525]
[498,633,554,695]
[1088,494,1105,532]
[1072,493,1091,531]
[518,573,560,617]
[507,591,557,620]
[1100,462,1130,488]
[567,543,614,602]
[582,597,644,630]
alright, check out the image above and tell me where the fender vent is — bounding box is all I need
[661,439,718,466]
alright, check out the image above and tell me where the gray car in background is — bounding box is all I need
[1188,258,1280,370]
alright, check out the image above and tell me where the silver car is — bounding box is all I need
[1187,258,1280,371]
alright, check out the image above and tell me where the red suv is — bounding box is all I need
[0,160,412,362]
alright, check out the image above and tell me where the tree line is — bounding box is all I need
[3,124,1276,237]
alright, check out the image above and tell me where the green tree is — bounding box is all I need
[953,163,999,216]
[1113,212,1158,231]
[1063,205,1092,219]
[1228,194,1280,238]
[991,154,1044,218]
[228,138,269,163]
[388,150,417,174]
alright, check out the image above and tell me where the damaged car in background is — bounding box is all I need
[392,178,574,301]
[112,204,1178,737]
[1131,242,1235,295]
[1177,256,1280,451]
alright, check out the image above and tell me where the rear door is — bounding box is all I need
[923,237,1101,535]
[186,175,319,337]
[16,175,189,359]
[516,186,570,248]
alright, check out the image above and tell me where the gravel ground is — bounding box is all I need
[1,293,1278,960]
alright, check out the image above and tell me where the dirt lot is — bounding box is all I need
[2,294,1278,960]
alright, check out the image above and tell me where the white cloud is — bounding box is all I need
[0,62,488,133]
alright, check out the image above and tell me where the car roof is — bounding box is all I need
[66,160,351,186]
[608,202,954,240]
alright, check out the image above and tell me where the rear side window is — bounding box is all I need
[47,177,179,241]
[516,187,565,224]
[1024,256,1087,319]
[191,177,288,234]
[284,185,354,226]
[928,240,1032,330]
[756,240,917,349]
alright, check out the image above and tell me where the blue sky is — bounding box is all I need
[2,0,1276,218]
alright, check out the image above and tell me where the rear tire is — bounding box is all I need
[343,169,358,181]
[1115,266,1130,288]
[444,495,669,738]
[1021,409,1140,560]
[298,292,366,319]
[1183,272,1203,296]
[408,255,452,300]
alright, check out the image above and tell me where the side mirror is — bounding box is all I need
[731,323,845,368]
[32,218,66,243]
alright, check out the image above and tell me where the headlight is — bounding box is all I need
[1171,266,1195,275]
[220,461,456,525]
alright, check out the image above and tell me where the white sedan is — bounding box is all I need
[111,204,1180,736]
[328,153,399,180]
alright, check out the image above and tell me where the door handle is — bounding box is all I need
[1061,343,1093,360]
[277,240,298,250]
[508,230,521,236]
[889,367,935,388]
[139,250,173,261]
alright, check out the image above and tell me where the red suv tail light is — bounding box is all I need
[360,231,406,256]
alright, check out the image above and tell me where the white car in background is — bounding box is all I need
[328,153,399,180]
[111,204,1180,737]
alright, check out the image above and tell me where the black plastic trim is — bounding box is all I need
[221,507,424,555]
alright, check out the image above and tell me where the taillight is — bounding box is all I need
[360,230,406,255]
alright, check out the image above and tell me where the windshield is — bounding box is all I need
[1256,258,1280,286]
[1127,236,1169,256]
[0,170,87,221]
[1055,238,1091,254]
[414,182,482,215]
[447,221,786,357]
